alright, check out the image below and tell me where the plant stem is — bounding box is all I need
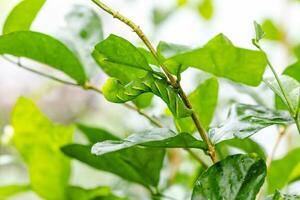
[254,44,300,133]
[256,126,287,200]
[2,55,206,165]
[2,56,79,87]
[91,0,217,163]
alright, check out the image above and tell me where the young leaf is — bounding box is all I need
[92,34,152,72]
[197,0,214,20]
[102,73,192,118]
[175,77,219,133]
[261,19,282,41]
[12,97,74,200]
[0,31,87,84]
[264,75,300,115]
[283,62,300,83]
[209,103,293,144]
[77,123,119,143]
[165,34,267,86]
[254,21,265,42]
[267,148,300,194]
[0,185,30,199]
[91,128,206,156]
[62,144,165,187]
[3,0,45,34]
[192,154,266,200]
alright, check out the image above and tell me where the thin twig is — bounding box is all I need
[2,56,79,87]
[91,0,217,163]
[253,44,300,133]
[256,126,288,200]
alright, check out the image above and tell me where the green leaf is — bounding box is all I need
[198,0,214,20]
[157,41,191,59]
[264,75,300,115]
[293,45,300,59]
[267,148,300,194]
[12,97,74,200]
[77,124,119,144]
[0,185,30,199]
[165,34,267,86]
[3,0,45,34]
[268,190,300,200]
[283,62,300,83]
[0,31,87,84]
[216,138,266,160]
[175,77,218,133]
[92,34,152,72]
[254,21,266,42]
[91,128,206,156]
[192,154,266,200]
[67,185,126,200]
[62,144,165,187]
[261,19,282,41]
[138,48,159,66]
[275,63,300,110]
[209,103,293,144]
[102,73,192,118]
[177,0,188,6]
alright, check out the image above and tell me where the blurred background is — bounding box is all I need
[1,0,300,199]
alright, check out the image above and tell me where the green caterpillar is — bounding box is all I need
[102,74,192,118]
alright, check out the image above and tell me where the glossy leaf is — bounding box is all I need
[267,190,300,200]
[0,31,87,84]
[62,144,165,187]
[198,0,214,20]
[91,128,206,156]
[176,77,218,133]
[0,185,30,199]
[92,34,152,72]
[12,97,74,200]
[165,34,267,86]
[209,103,293,144]
[77,123,119,143]
[267,148,300,194]
[102,73,192,118]
[264,75,300,115]
[3,0,45,34]
[192,154,266,200]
